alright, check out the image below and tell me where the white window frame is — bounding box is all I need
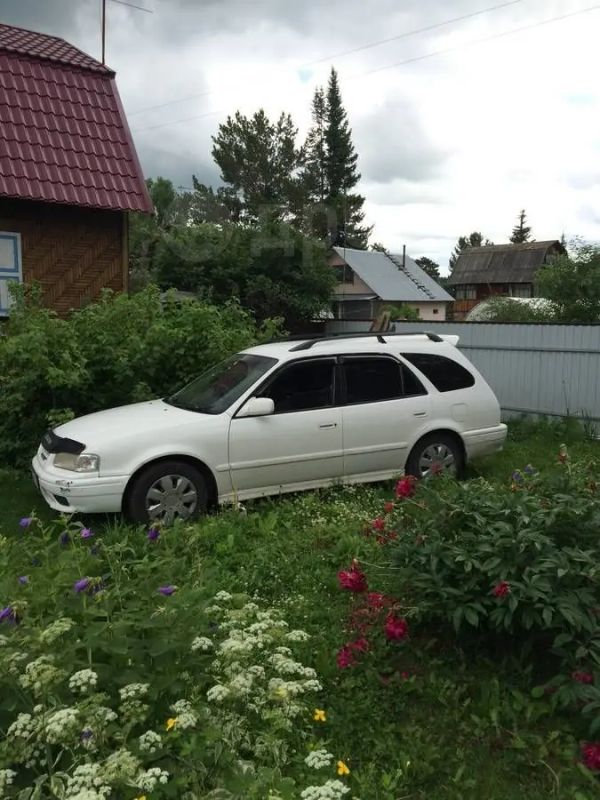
[0,232,23,317]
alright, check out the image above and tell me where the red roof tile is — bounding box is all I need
[0,24,153,214]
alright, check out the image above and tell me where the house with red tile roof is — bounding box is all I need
[0,23,153,315]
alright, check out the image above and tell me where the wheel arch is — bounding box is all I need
[122,454,219,515]
[406,428,466,472]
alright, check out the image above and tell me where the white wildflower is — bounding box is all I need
[69,669,98,694]
[0,768,17,794]
[170,699,198,729]
[229,672,253,697]
[191,635,213,652]
[118,683,149,701]
[207,684,230,703]
[214,590,233,602]
[65,763,110,799]
[300,780,351,800]
[135,766,169,791]
[138,729,162,753]
[45,707,79,744]
[19,655,62,695]
[40,617,74,644]
[101,748,139,782]
[8,712,36,739]
[205,605,222,614]
[286,629,310,642]
[305,749,334,769]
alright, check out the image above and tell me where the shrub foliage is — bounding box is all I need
[0,286,280,466]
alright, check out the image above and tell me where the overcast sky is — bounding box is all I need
[2,0,600,270]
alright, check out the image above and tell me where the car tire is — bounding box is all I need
[405,432,464,479]
[126,460,208,525]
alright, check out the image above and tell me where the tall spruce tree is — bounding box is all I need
[301,68,370,248]
[510,209,532,244]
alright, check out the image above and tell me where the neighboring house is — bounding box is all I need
[330,246,452,322]
[0,23,153,317]
[447,240,565,321]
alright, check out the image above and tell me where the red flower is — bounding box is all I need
[582,742,600,771]
[401,671,411,680]
[396,476,416,499]
[573,671,594,685]
[336,645,356,669]
[493,581,510,598]
[338,560,368,593]
[372,518,386,532]
[348,637,369,653]
[384,614,408,641]
[367,592,392,610]
[383,502,395,514]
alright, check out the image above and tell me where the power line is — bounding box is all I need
[132,108,223,133]
[108,0,153,11]
[352,1,600,79]
[131,3,600,135]
[304,0,521,66]
[127,0,523,116]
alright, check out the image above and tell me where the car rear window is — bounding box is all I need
[401,353,475,392]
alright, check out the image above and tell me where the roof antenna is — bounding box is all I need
[403,243,406,270]
[101,0,106,64]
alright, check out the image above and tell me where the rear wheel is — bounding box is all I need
[126,460,208,525]
[405,433,464,479]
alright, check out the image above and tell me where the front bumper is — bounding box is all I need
[31,451,128,514]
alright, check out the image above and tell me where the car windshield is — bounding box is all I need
[165,353,278,415]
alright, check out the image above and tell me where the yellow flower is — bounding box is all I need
[313,708,326,722]
[134,796,147,800]
[165,717,177,731]
[337,760,350,776]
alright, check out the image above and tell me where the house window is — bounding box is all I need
[509,284,532,298]
[455,286,476,300]
[0,232,22,317]
[333,264,354,284]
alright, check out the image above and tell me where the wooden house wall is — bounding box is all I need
[0,198,127,315]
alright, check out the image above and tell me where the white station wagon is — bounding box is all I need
[32,332,507,524]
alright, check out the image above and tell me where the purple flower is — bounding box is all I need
[74,578,91,594]
[80,728,94,742]
[80,528,94,539]
[19,517,32,529]
[18,576,29,585]
[524,464,537,476]
[59,531,70,547]
[0,606,18,624]
[147,527,160,541]
[158,585,177,596]
[512,470,524,483]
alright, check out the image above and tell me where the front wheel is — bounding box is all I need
[126,460,208,525]
[405,433,464,479]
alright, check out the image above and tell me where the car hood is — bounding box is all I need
[52,400,214,451]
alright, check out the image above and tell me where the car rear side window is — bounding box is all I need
[343,357,426,404]
[401,353,475,392]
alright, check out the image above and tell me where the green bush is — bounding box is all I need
[0,286,281,467]
[385,448,600,677]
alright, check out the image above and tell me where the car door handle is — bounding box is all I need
[319,423,337,429]
[413,411,427,417]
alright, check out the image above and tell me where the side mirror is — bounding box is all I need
[238,397,275,418]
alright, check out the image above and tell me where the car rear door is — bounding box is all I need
[340,354,431,478]
[228,357,343,494]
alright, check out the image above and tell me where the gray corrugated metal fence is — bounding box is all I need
[324,320,600,423]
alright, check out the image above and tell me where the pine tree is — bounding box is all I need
[510,209,532,244]
[415,256,441,280]
[301,69,370,248]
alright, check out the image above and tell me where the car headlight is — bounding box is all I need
[54,453,100,472]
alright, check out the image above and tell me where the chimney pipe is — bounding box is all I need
[402,244,406,269]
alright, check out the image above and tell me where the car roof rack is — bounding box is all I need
[288,331,444,352]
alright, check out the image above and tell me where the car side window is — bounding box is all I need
[259,360,335,414]
[343,357,426,405]
[401,352,475,392]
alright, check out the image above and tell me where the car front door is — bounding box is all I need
[228,357,343,495]
[340,355,431,478]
